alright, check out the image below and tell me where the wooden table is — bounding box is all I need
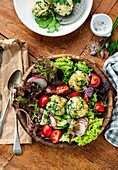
[0,0,118,169]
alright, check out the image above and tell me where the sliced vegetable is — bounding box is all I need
[95,102,105,112]
[49,114,56,127]
[77,117,89,129]
[53,115,63,121]
[70,92,81,97]
[40,110,49,125]
[84,94,89,103]
[27,76,47,89]
[56,84,69,96]
[38,95,49,107]
[50,130,61,143]
[54,119,68,129]
[75,122,86,137]
[90,74,100,88]
[41,125,52,137]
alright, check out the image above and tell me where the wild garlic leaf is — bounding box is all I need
[35,11,61,33]
[108,38,118,56]
[35,17,52,28]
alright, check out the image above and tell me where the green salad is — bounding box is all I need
[14,56,110,146]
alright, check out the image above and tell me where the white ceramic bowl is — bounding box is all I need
[90,14,113,37]
[13,0,93,37]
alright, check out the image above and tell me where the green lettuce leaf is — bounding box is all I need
[71,117,103,146]
[53,57,74,84]
[75,61,93,73]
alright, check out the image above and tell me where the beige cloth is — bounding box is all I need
[0,39,32,144]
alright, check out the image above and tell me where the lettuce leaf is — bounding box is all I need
[75,61,93,73]
[53,57,74,84]
[71,117,103,146]
[60,119,76,142]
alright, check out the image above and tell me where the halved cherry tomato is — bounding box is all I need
[50,130,61,143]
[84,94,89,103]
[46,85,56,94]
[55,84,69,96]
[90,73,101,88]
[38,95,49,107]
[95,102,105,112]
[70,92,81,97]
[41,125,53,137]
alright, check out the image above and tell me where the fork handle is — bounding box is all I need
[0,94,10,138]
[13,113,22,155]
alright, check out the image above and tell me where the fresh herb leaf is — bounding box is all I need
[35,11,61,33]
[35,17,52,28]
[108,38,118,56]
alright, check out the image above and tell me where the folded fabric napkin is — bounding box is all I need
[103,52,118,147]
[0,39,32,144]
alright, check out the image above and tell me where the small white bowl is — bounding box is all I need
[90,14,112,37]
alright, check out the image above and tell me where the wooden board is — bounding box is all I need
[0,0,118,169]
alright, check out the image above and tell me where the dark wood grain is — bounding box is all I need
[0,0,118,169]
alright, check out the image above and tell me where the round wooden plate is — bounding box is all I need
[17,54,113,149]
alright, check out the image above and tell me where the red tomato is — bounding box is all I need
[55,84,69,96]
[46,85,56,94]
[41,125,52,137]
[50,130,61,143]
[70,92,81,97]
[84,94,89,103]
[90,73,101,88]
[38,95,49,107]
[95,102,105,112]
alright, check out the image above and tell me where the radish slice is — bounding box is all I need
[49,114,56,127]
[78,117,89,129]
[78,120,87,128]
[75,122,86,137]
[84,117,89,125]
[27,76,47,89]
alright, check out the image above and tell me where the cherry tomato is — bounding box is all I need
[55,84,69,96]
[50,130,61,143]
[95,102,105,112]
[38,95,49,107]
[41,125,52,137]
[70,92,81,97]
[46,85,56,94]
[90,73,101,88]
[84,94,89,103]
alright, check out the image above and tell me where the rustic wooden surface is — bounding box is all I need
[0,0,118,169]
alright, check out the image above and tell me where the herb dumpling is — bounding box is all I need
[31,0,50,17]
[69,71,90,92]
[52,0,73,16]
[67,97,88,118]
[46,95,67,115]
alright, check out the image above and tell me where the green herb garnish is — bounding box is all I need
[35,11,61,33]
[108,38,118,56]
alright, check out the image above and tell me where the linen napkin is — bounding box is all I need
[0,39,32,144]
[103,52,118,147]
